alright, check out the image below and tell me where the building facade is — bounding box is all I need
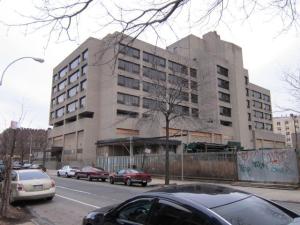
[48,31,285,164]
[273,115,299,148]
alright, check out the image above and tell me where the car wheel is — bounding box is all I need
[76,175,80,180]
[142,182,147,187]
[57,172,60,177]
[126,178,132,186]
[46,196,54,201]
[101,178,106,182]
[88,175,92,181]
[109,177,114,184]
[65,173,69,178]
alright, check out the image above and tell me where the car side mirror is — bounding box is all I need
[11,174,17,181]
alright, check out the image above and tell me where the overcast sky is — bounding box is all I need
[0,0,299,132]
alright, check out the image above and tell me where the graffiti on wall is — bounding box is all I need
[237,149,299,183]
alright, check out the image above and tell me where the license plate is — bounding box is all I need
[33,185,43,191]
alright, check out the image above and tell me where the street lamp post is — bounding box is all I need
[0,56,44,86]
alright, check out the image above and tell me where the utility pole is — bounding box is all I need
[291,114,298,152]
[129,136,133,168]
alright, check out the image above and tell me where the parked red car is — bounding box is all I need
[75,166,109,182]
[109,168,151,186]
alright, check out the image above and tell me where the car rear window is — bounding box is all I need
[212,196,293,225]
[18,171,49,181]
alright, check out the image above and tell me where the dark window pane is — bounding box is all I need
[169,61,188,75]
[119,44,140,59]
[19,171,49,181]
[143,52,166,67]
[218,78,229,90]
[217,65,228,76]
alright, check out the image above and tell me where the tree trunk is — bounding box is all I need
[0,129,17,217]
[165,118,170,185]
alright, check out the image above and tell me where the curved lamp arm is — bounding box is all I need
[0,56,44,86]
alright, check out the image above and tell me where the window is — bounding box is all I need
[190,81,198,91]
[117,109,139,118]
[248,113,251,121]
[57,93,65,104]
[117,92,139,106]
[263,94,270,102]
[56,107,64,118]
[220,106,231,117]
[69,70,80,84]
[277,121,281,126]
[119,44,140,59]
[59,67,68,78]
[190,68,197,78]
[52,86,57,94]
[191,94,198,103]
[180,91,189,102]
[67,101,78,113]
[82,64,87,76]
[246,88,249,96]
[277,127,281,131]
[218,78,229,90]
[168,61,188,75]
[149,199,211,225]
[58,79,67,91]
[286,131,290,135]
[221,120,232,127]
[245,76,249,85]
[253,100,262,109]
[81,79,87,91]
[247,100,250,108]
[249,125,252,130]
[51,98,56,107]
[53,74,58,82]
[118,75,139,90]
[218,92,230,103]
[252,90,262,99]
[143,52,166,67]
[213,196,293,225]
[143,98,157,109]
[174,105,189,116]
[286,126,290,130]
[192,108,199,118]
[255,121,264,129]
[118,59,140,74]
[143,66,166,81]
[82,49,88,61]
[217,65,228,77]
[70,56,80,70]
[265,113,272,120]
[143,81,166,95]
[50,111,55,119]
[118,199,153,224]
[68,85,79,98]
[79,96,86,108]
[254,110,263,119]
[285,121,289,125]
[264,104,271,111]
[168,74,188,87]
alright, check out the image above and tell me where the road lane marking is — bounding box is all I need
[56,194,100,208]
[56,186,92,195]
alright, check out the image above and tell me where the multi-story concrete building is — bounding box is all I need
[273,115,299,148]
[48,31,285,164]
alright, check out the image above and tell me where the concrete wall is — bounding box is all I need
[237,149,299,184]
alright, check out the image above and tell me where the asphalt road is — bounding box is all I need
[25,175,153,225]
[17,175,300,225]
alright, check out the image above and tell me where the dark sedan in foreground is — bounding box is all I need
[109,169,151,186]
[83,184,300,225]
[75,166,109,181]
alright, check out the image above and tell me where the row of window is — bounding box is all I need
[53,65,87,94]
[252,100,271,111]
[119,44,197,77]
[53,49,88,82]
[276,126,299,131]
[255,121,273,131]
[52,80,87,106]
[116,107,199,118]
[251,90,270,102]
[276,120,299,126]
[253,110,272,120]
[50,96,86,119]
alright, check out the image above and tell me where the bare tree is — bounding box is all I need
[2,0,300,47]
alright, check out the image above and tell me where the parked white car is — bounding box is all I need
[57,165,80,178]
[10,169,55,203]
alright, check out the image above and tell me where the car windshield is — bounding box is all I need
[18,171,49,181]
[127,169,144,173]
[213,196,294,225]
